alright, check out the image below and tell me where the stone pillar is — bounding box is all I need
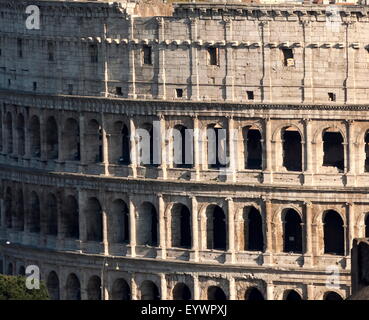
[11,110,18,158]
[229,277,236,300]
[56,190,65,250]
[304,201,313,266]
[157,194,166,259]
[159,115,167,179]
[226,197,235,263]
[347,202,355,257]
[189,19,200,100]
[102,207,108,255]
[306,283,314,300]
[263,198,273,265]
[57,115,64,162]
[224,19,234,102]
[304,118,313,185]
[160,273,167,300]
[193,274,200,300]
[346,120,356,186]
[263,118,272,183]
[260,21,272,102]
[156,18,166,99]
[77,189,86,249]
[24,113,31,159]
[129,197,136,257]
[192,116,200,181]
[190,196,199,262]
[129,118,137,178]
[227,117,237,182]
[39,113,47,162]
[79,115,86,167]
[101,113,109,176]
[128,17,137,99]
[130,273,138,300]
[266,281,274,300]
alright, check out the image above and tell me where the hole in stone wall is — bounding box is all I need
[283,209,302,254]
[208,286,227,300]
[173,283,192,300]
[175,88,183,98]
[328,92,336,101]
[247,91,254,100]
[285,290,302,301]
[116,87,123,96]
[281,48,294,66]
[322,131,344,171]
[323,210,344,255]
[141,280,160,300]
[245,287,264,301]
[207,46,218,66]
[244,128,262,170]
[282,127,302,171]
[47,41,54,62]
[243,206,264,251]
[89,44,98,63]
[365,131,369,172]
[206,205,226,250]
[142,45,152,65]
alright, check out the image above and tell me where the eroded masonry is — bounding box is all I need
[3,0,369,300]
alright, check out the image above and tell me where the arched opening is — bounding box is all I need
[46,116,58,160]
[0,112,2,152]
[16,114,25,156]
[141,280,160,300]
[365,214,369,238]
[207,286,227,300]
[118,123,130,165]
[47,271,60,300]
[86,197,103,242]
[137,123,160,166]
[282,127,302,171]
[206,205,226,250]
[285,290,302,301]
[365,131,369,172]
[4,187,12,228]
[29,191,41,233]
[323,210,344,255]
[324,291,343,301]
[110,199,129,243]
[7,263,13,275]
[207,124,227,169]
[5,112,13,154]
[29,116,41,158]
[171,203,192,248]
[63,118,80,161]
[243,206,264,251]
[283,209,303,254]
[111,278,131,300]
[243,127,262,170]
[173,125,193,168]
[172,283,192,300]
[137,202,158,246]
[18,266,25,276]
[86,119,103,163]
[46,193,58,236]
[64,195,79,239]
[87,276,102,300]
[66,273,81,300]
[16,190,24,231]
[245,287,264,301]
[322,130,344,171]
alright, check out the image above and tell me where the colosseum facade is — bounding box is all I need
[1,0,369,300]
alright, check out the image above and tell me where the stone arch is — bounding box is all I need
[323,291,343,300]
[16,113,25,156]
[245,287,265,300]
[29,191,41,233]
[109,121,130,165]
[45,193,58,236]
[111,278,131,300]
[65,273,81,300]
[64,195,79,239]
[137,202,158,246]
[365,213,369,237]
[272,123,304,142]
[4,187,12,228]
[172,282,192,300]
[171,203,192,248]
[284,289,302,300]
[207,286,227,300]
[86,119,103,163]
[29,115,41,158]
[140,280,160,300]
[47,271,60,300]
[63,118,80,161]
[87,275,102,300]
[282,126,302,172]
[282,208,303,254]
[323,210,344,255]
[312,125,347,144]
[5,112,13,154]
[86,197,103,242]
[364,129,369,172]
[206,204,226,250]
[241,206,264,252]
[322,129,344,172]
[109,199,129,243]
[242,125,263,170]
[45,116,59,160]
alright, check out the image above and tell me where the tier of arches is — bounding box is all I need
[1,185,355,257]
[2,110,369,174]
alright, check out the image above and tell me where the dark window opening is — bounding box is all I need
[112,279,131,300]
[46,117,59,160]
[86,198,103,242]
[245,287,264,301]
[244,207,264,251]
[323,131,344,171]
[8,79,11,87]
[142,45,152,65]
[176,88,183,98]
[324,292,343,301]
[174,125,193,169]
[281,48,294,66]
[17,38,23,58]
[116,87,123,96]
[365,214,369,238]
[47,41,54,62]
[285,290,302,301]
[173,283,192,300]
[33,82,37,91]
[208,286,226,300]
[66,274,81,300]
[68,84,73,95]
[245,128,262,170]
[207,47,218,66]
[89,44,98,63]
[247,91,254,100]
[30,116,41,158]
[141,281,160,300]
[283,209,303,254]
[282,129,302,171]
[328,92,336,101]
[208,126,227,169]
[119,124,130,165]
[207,205,226,251]
[323,210,344,255]
[364,132,369,172]
[87,276,102,300]
[172,204,192,248]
